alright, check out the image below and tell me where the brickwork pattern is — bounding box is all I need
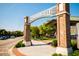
[57,3,71,48]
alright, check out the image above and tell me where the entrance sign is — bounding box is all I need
[30,6,56,23]
[24,3,73,55]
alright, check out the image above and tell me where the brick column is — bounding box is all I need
[24,16,32,46]
[76,23,79,49]
[56,3,72,55]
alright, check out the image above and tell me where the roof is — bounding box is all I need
[70,16,79,21]
[45,16,79,25]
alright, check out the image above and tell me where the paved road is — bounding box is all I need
[0,37,56,56]
[0,37,23,56]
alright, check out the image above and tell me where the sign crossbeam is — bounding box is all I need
[29,5,56,23]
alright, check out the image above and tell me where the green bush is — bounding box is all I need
[69,50,79,56]
[51,39,57,47]
[15,40,25,48]
[70,40,77,50]
[52,53,62,56]
[40,37,48,40]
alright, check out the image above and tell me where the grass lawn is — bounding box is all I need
[32,37,56,44]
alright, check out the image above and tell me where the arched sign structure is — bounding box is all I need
[24,3,72,55]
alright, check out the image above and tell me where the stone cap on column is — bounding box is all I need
[24,16,29,23]
[56,3,70,16]
[24,16,30,26]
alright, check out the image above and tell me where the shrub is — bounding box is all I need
[69,50,79,56]
[70,40,77,50]
[40,37,48,40]
[15,40,25,48]
[51,39,57,47]
[52,53,62,56]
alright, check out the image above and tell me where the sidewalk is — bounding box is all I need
[10,40,56,56]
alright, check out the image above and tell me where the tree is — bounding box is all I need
[39,25,47,36]
[14,31,23,37]
[39,23,56,37]
[46,23,56,35]
[0,29,23,38]
[30,26,40,38]
[0,29,7,35]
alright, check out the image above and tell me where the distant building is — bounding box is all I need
[45,16,79,39]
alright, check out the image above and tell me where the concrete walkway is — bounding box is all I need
[11,40,56,56]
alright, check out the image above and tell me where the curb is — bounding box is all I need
[8,39,26,56]
[11,48,26,56]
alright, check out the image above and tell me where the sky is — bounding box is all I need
[0,3,79,31]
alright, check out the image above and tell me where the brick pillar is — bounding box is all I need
[56,3,72,55]
[24,16,32,46]
[76,23,79,49]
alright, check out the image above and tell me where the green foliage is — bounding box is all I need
[14,31,23,37]
[0,29,7,35]
[39,23,56,36]
[32,36,48,40]
[70,40,77,50]
[0,29,23,37]
[51,39,57,47]
[52,53,63,56]
[39,25,46,36]
[30,23,56,40]
[39,36,48,40]
[15,40,25,48]
[69,50,79,56]
[46,23,56,35]
[30,26,40,38]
